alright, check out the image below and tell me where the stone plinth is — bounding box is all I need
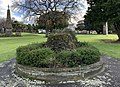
[15,60,104,84]
[15,32,21,36]
[5,29,12,36]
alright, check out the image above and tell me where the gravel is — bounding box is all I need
[0,55,120,87]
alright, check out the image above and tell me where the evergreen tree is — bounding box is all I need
[85,0,120,41]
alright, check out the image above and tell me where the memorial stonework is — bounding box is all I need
[103,22,108,35]
[5,5,13,36]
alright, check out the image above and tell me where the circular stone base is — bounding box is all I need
[15,60,104,84]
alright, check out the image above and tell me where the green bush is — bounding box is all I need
[46,33,76,52]
[77,42,90,47]
[16,41,101,68]
[63,29,78,44]
[16,48,54,68]
[76,46,101,65]
[16,42,46,53]
[56,50,81,67]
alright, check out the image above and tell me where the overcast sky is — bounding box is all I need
[0,0,88,24]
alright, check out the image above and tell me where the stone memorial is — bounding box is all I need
[103,22,108,35]
[5,5,13,36]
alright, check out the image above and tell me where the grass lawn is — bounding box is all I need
[0,33,47,62]
[0,33,120,63]
[76,34,120,58]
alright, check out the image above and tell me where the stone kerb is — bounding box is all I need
[15,60,104,84]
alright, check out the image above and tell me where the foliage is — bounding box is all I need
[16,42,46,53]
[85,0,120,40]
[56,51,81,68]
[55,43,100,67]
[76,46,100,65]
[32,24,38,33]
[16,48,54,68]
[27,24,33,32]
[63,29,78,44]
[16,42,46,65]
[37,11,69,30]
[46,33,76,52]
[76,20,85,31]
[37,11,69,37]
[77,42,90,47]
[84,18,103,34]
[16,40,101,68]
[12,21,28,32]
[84,1,106,34]
[0,18,6,30]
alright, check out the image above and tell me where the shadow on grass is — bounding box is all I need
[23,33,46,36]
[99,39,120,44]
[22,33,38,36]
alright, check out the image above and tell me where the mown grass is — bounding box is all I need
[0,33,47,62]
[0,33,120,63]
[76,34,120,58]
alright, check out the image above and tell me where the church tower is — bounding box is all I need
[5,5,13,36]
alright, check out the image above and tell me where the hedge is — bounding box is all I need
[56,50,81,67]
[76,46,101,65]
[46,33,76,52]
[16,48,54,68]
[16,40,101,68]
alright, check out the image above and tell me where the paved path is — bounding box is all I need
[0,56,120,87]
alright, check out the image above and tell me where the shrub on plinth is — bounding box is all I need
[17,47,54,68]
[76,46,100,65]
[56,51,81,68]
[16,33,101,68]
[46,33,76,52]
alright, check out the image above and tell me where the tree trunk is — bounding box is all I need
[89,30,90,34]
[45,29,49,37]
[117,34,120,41]
[114,21,120,41]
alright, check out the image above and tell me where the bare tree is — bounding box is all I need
[0,18,6,33]
[12,0,84,36]
[12,0,82,19]
[36,11,70,36]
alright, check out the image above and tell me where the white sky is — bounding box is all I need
[70,0,88,24]
[0,0,88,24]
